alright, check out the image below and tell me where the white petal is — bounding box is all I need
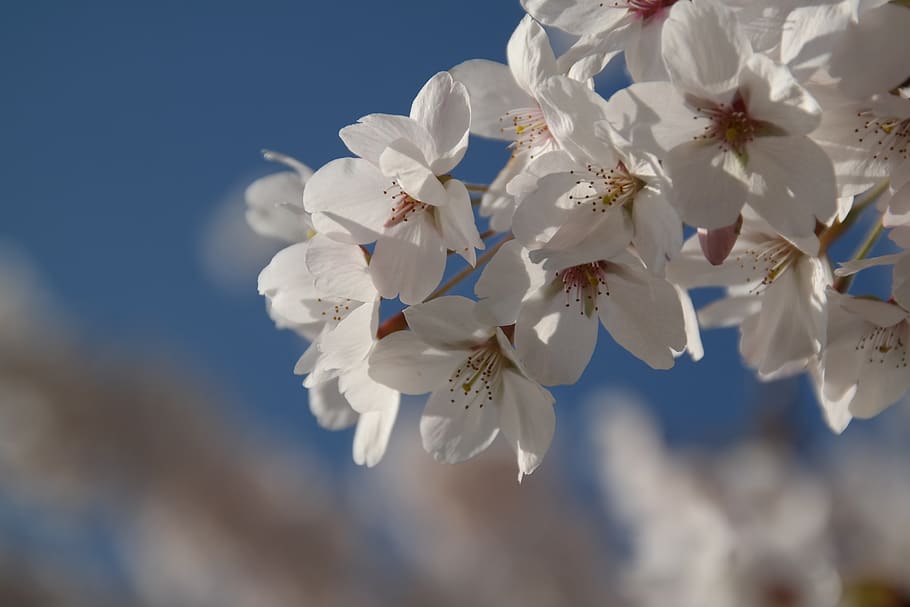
[498,369,556,480]
[625,15,669,83]
[631,186,682,275]
[841,296,909,328]
[661,0,752,99]
[698,294,762,328]
[304,158,391,244]
[437,179,483,266]
[598,263,686,369]
[536,75,615,164]
[403,295,492,348]
[304,235,374,302]
[475,241,545,326]
[665,142,749,229]
[338,361,398,415]
[352,396,399,468]
[410,71,471,174]
[420,384,501,464]
[308,379,358,430]
[521,0,628,36]
[511,171,579,249]
[369,331,464,395]
[740,53,821,135]
[606,82,696,152]
[339,114,434,167]
[317,300,375,372]
[830,3,910,99]
[746,137,836,240]
[450,59,535,140]
[507,15,558,96]
[378,138,448,207]
[244,171,309,243]
[370,214,446,305]
[835,253,904,277]
[678,285,704,361]
[515,280,599,386]
[893,254,910,310]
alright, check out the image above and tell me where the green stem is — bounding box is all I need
[464,183,489,193]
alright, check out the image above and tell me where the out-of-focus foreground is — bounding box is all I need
[1,249,909,607]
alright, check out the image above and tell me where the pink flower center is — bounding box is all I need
[693,92,763,158]
[556,261,611,316]
[602,0,678,21]
[499,106,555,159]
[383,181,429,228]
[568,161,645,213]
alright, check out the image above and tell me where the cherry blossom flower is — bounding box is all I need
[608,1,836,240]
[668,210,831,380]
[817,291,910,432]
[476,241,688,385]
[368,296,555,481]
[450,16,580,231]
[521,0,680,83]
[303,71,482,304]
[258,236,399,466]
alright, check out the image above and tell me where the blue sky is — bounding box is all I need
[1,0,894,474]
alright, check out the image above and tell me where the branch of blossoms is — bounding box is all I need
[245,0,910,477]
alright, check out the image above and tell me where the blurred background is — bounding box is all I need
[2,1,909,605]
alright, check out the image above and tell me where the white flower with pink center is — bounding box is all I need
[450,16,586,231]
[368,296,555,481]
[608,1,836,241]
[303,71,483,305]
[668,210,831,381]
[475,242,691,386]
[521,0,680,82]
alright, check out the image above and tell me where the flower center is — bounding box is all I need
[499,106,555,159]
[447,338,505,409]
[856,322,909,368]
[556,261,611,316]
[852,111,910,166]
[732,237,801,294]
[383,181,429,228]
[567,161,646,213]
[602,0,677,21]
[314,297,356,323]
[693,92,761,158]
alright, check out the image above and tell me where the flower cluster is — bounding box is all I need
[248,0,910,478]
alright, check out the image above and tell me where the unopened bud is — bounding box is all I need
[698,215,743,266]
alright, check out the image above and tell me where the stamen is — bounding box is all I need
[499,106,555,159]
[852,110,910,165]
[383,181,429,228]
[567,161,645,213]
[692,92,763,158]
[856,324,909,368]
[555,261,611,316]
[447,338,507,409]
[731,237,801,294]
